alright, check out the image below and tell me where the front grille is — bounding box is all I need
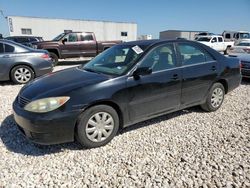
[18,95,31,108]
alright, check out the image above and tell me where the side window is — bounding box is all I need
[211,37,217,43]
[4,44,15,53]
[178,44,214,65]
[80,34,94,41]
[64,33,78,42]
[140,44,176,72]
[0,43,4,53]
[218,37,223,42]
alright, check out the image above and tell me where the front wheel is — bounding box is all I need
[49,52,59,66]
[201,83,225,112]
[76,105,119,148]
[224,47,230,55]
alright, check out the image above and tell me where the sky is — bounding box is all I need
[0,0,250,38]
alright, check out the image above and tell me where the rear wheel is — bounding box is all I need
[49,52,59,66]
[76,105,119,148]
[201,83,225,112]
[11,65,34,84]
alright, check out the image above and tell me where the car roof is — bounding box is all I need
[5,36,42,38]
[122,39,189,46]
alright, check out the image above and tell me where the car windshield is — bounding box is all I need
[82,44,146,76]
[239,33,250,39]
[197,37,211,42]
[52,33,65,41]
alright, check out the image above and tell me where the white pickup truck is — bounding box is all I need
[196,35,234,54]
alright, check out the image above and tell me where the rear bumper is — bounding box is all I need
[241,68,250,78]
[12,98,81,145]
[227,74,242,93]
[35,62,53,77]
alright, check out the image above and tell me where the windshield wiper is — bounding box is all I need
[83,67,101,74]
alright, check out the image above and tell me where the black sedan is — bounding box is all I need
[13,39,241,148]
[0,39,53,84]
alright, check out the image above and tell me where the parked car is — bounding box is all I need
[0,39,53,84]
[33,31,122,66]
[13,39,241,148]
[5,36,43,48]
[196,35,234,54]
[228,41,250,54]
[222,31,250,45]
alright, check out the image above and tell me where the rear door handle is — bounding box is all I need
[211,66,216,71]
[171,74,179,80]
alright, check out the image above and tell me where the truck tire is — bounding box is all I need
[49,52,59,66]
[224,47,230,55]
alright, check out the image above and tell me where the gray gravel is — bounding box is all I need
[0,65,250,187]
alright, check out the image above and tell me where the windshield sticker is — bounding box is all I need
[132,45,144,54]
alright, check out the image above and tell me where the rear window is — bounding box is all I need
[5,44,15,53]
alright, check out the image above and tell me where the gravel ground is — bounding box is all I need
[0,65,250,187]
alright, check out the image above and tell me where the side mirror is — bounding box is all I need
[62,38,67,44]
[133,67,152,79]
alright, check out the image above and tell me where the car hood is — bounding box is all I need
[20,67,111,100]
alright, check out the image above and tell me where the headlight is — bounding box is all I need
[24,96,70,113]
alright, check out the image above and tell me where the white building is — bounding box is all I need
[160,30,207,40]
[7,16,137,41]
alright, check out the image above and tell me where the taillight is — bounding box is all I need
[41,53,50,59]
[243,48,250,53]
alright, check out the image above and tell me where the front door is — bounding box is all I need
[176,42,218,108]
[60,33,81,58]
[126,43,182,123]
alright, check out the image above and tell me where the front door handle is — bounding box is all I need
[211,66,216,71]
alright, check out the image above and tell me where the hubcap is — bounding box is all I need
[211,88,223,108]
[14,68,32,83]
[86,112,114,142]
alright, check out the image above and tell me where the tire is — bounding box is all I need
[11,65,34,84]
[49,52,59,66]
[224,47,230,55]
[76,105,119,148]
[201,83,225,112]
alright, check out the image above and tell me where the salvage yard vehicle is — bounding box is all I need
[196,35,234,54]
[5,36,43,48]
[222,30,250,45]
[229,41,250,54]
[13,39,241,148]
[33,31,122,66]
[0,39,53,84]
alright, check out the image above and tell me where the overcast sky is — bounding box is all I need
[0,0,250,38]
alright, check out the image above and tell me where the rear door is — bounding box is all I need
[126,43,182,122]
[176,42,218,108]
[78,33,97,57]
[0,42,15,79]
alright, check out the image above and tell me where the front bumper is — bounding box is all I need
[13,99,81,145]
